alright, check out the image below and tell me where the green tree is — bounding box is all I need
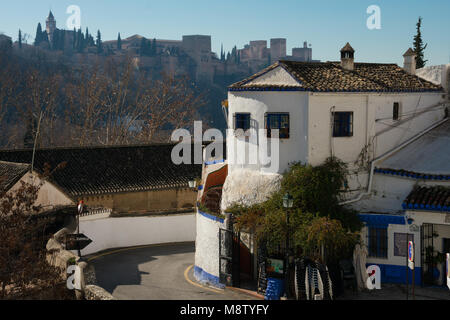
[413,17,428,69]
[228,158,362,262]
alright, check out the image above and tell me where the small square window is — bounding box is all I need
[393,103,400,121]
[265,113,290,139]
[333,112,353,137]
[234,113,250,131]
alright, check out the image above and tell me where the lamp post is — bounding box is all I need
[188,179,197,189]
[283,192,294,299]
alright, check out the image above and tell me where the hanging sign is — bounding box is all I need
[408,241,415,270]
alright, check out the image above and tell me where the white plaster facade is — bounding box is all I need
[226,65,445,204]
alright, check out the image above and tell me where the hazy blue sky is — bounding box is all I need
[1,0,449,65]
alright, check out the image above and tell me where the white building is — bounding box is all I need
[222,43,446,208]
[194,43,449,289]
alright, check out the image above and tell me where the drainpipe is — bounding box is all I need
[340,118,448,205]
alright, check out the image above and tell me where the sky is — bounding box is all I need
[1,0,449,66]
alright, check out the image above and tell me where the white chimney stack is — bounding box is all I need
[340,43,355,71]
[403,48,416,75]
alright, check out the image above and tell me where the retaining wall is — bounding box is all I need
[79,213,196,256]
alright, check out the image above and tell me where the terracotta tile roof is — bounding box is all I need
[0,144,202,198]
[229,60,443,93]
[402,186,450,212]
[0,161,29,194]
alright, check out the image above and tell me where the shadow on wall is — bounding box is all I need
[90,244,194,294]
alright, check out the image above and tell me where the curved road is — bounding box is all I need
[88,242,253,300]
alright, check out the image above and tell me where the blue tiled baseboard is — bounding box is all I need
[194,266,225,289]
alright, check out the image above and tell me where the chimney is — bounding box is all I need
[340,42,355,71]
[403,48,416,75]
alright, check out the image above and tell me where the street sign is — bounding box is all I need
[65,233,93,251]
[446,253,450,290]
[408,241,415,270]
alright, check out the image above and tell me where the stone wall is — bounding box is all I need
[46,220,115,300]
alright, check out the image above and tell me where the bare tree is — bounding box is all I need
[0,175,73,299]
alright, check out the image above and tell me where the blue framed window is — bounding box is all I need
[368,226,388,258]
[265,113,290,139]
[234,113,251,131]
[333,112,353,137]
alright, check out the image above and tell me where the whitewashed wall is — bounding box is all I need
[78,213,196,256]
[227,91,309,174]
[352,174,449,214]
[308,92,444,167]
[194,211,225,288]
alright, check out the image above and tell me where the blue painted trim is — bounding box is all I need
[402,202,450,212]
[198,210,225,224]
[205,159,225,166]
[359,213,406,226]
[375,168,450,182]
[194,266,225,289]
[368,263,422,286]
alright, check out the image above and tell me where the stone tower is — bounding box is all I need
[46,11,56,44]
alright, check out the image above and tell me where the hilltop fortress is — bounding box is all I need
[40,12,318,84]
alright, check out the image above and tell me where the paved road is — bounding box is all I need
[88,242,253,300]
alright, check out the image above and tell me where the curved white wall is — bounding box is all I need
[194,211,225,288]
[78,213,196,256]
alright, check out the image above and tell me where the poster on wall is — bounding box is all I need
[266,258,284,275]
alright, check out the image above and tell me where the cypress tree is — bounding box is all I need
[34,23,43,46]
[152,38,157,56]
[73,27,77,49]
[96,30,103,54]
[117,33,122,51]
[18,29,22,48]
[413,17,428,69]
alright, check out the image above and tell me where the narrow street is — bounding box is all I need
[88,242,254,300]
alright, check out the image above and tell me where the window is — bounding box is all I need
[333,112,353,137]
[265,113,290,139]
[234,113,251,131]
[368,226,388,258]
[394,233,414,257]
[393,103,400,121]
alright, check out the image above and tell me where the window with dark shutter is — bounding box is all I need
[234,113,251,131]
[333,112,353,137]
[265,113,290,139]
